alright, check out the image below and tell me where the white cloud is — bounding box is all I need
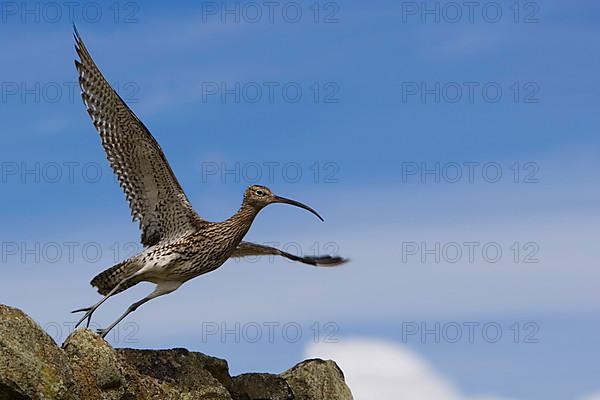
[580,393,600,400]
[305,338,511,400]
[306,338,600,400]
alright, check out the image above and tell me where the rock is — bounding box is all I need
[232,373,293,400]
[0,305,353,400]
[62,329,127,399]
[0,305,79,400]
[282,359,354,400]
[117,348,232,400]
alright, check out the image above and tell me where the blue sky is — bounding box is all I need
[1,1,599,399]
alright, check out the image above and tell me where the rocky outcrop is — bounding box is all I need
[282,359,353,400]
[0,305,353,400]
[0,305,79,400]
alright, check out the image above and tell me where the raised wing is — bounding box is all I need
[74,27,203,247]
[231,241,347,267]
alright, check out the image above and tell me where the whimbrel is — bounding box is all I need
[71,27,347,338]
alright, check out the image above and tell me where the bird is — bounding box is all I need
[70,27,347,338]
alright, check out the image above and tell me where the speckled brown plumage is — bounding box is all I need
[71,27,347,338]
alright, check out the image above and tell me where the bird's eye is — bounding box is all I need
[256,190,264,196]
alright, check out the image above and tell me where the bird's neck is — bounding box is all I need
[224,202,261,240]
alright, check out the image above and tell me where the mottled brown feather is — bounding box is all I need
[74,28,203,247]
[90,260,142,296]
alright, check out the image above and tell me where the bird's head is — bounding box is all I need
[243,185,323,221]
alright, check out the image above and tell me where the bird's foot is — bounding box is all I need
[71,306,95,329]
[95,328,110,339]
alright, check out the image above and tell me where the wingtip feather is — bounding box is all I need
[311,256,349,267]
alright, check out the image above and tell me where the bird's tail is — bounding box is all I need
[91,260,142,296]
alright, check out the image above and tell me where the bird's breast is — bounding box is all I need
[138,233,242,282]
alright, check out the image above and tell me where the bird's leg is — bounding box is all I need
[96,297,150,339]
[72,276,133,329]
[97,281,182,339]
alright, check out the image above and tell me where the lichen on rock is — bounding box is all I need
[0,305,79,400]
[0,305,353,400]
[282,359,354,400]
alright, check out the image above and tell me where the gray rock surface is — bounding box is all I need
[232,373,294,400]
[0,305,79,400]
[0,305,353,399]
[282,359,354,400]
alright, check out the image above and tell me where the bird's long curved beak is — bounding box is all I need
[273,196,324,222]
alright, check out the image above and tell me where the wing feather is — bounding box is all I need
[74,27,202,247]
[232,241,347,267]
